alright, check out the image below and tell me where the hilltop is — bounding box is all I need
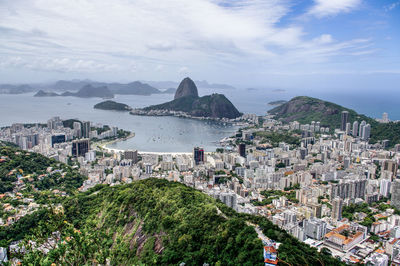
[4,178,343,265]
[143,78,241,119]
[62,84,114,98]
[268,96,375,128]
[268,96,400,147]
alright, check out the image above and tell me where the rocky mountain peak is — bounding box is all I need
[174,77,199,100]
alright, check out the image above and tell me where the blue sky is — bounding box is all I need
[0,0,399,90]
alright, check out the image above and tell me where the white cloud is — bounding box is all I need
[308,0,361,18]
[313,34,333,44]
[385,1,400,11]
[0,0,377,82]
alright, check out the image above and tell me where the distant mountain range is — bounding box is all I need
[94,77,241,119]
[0,79,235,97]
[34,85,115,98]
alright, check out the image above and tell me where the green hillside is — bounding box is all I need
[144,94,241,119]
[0,142,86,193]
[269,96,400,147]
[269,96,376,128]
[5,178,343,265]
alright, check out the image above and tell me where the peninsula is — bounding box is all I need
[131,77,241,120]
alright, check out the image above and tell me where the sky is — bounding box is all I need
[0,0,399,90]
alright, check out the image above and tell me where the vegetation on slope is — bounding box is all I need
[5,178,344,265]
[269,96,375,129]
[17,179,263,265]
[0,142,86,193]
[144,94,241,119]
[94,100,131,111]
[269,96,400,147]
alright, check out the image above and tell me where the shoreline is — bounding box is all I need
[96,132,135,151]
[129,109,243,125]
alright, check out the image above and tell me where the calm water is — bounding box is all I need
[0,88,399,152]
[0,92,238,152]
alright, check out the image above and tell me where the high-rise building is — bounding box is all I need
[144,163,153,174]
[304,218,327,240]
[309,203,322,218]
[359,120,366,137]
[194,147,204,165]
[380,179,391,198]
[238,143,246,158]
[47,116,63,130]
[341,111,349,131]
[330,179,367,200]
[392,181,400,209]
[361,124,371,140]
[345,122,351,135]
[73,122,82,138]
[82,121,91,138]
[124,150,138,163]
[51,134,66,147]
[72,138,90,157]
[383,160,398,177]
[352,121,359,137]
[332,197,343,221]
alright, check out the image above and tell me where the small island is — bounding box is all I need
[94,100,132,111]
[34,90,60,97]
[268,100,287,106]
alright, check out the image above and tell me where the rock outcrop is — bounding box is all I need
[174,77,199,100]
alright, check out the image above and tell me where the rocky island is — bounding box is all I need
[131,77,241,120]
[94,100,132,111]
[34,90,60,97]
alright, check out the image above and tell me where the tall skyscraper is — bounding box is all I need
[361,124,371,140]
[391,180,400,209]
[332,197,343,221]
[238,143,246,158]
[72,138,90,157]
[341,111,349,131]
[82,121,91,138]
[73,122,82,138]
[359,120,366,137]
[352,121,359,137]
[380,179,391,198]
[194,147,204,165]
[345,122,351,135]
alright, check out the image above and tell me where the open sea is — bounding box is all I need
[0,87,398,152]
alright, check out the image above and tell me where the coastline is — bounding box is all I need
[129,109,241,125]
[95,132,135,152]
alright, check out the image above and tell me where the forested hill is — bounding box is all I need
[7,178,343,265]
[0,141,86,193]
[269,96,400,147]
[268,96,375,128]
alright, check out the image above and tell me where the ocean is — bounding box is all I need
[0,88,398,152]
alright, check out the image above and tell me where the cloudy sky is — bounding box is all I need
[0,0,399,90]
